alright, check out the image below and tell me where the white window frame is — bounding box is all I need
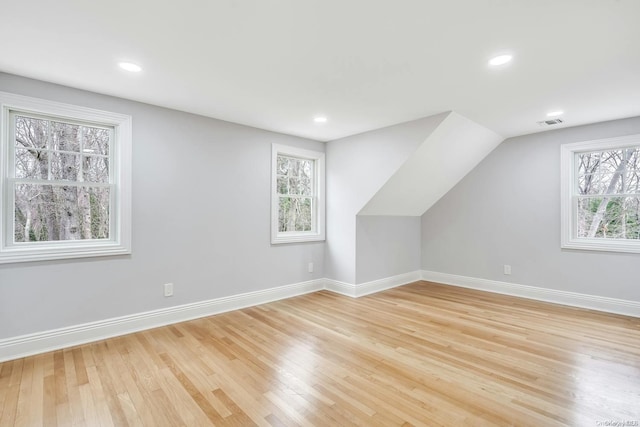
[0,91,132,263]
[560,133,640,254]
[271,144,325,244]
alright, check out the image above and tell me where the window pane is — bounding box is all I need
[82,126,110,156]
[83,155,109,183]
[627,170,640,194]
[287,176,313,196]
[598,171,624,194]
[577,196,640,239]
[624,148,640,194]
[14,116,48,150]
[292,159,313,195]
[577,150,629,195]
[14,184,110,242]
[15,148,48,179]
[277,176,288,195]
[50,152,80,181]
[85,186,111,239]
[50,121,81,152]
[578,174,607,195]
[624,197,640,239]
[627,148,640,172]
[288,177,300,195]
[599,150,624,173]
[299,167,312,195]
[278,197,312,232]
[302,159,312,174]
[277,156,289,175]
[279,197,292,232]
[295,197,312,231]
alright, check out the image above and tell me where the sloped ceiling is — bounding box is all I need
[359,112,503,216]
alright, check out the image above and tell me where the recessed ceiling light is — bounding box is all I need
[488,54,513,67]
[546,110,564,117]
[313,116,327,123]
[118,62,142,73]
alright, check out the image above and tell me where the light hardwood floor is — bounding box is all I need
[1,281,639,426]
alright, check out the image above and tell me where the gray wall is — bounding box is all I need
[356,216,420,284]
[325,114,445,283]
[421,116,640,301]
[0,73,325,339]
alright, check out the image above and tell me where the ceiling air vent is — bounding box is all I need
[537,118,564,126]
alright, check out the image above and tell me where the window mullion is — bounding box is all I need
[79,126,84,183]
[47,119,52,181]
[12,179,111,188]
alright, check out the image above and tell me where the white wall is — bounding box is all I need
[0,73,325,339]
[356,216,420,283]
[325,114,446,283]
[421,116,640,301]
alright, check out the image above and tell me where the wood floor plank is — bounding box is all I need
[63,348,87,427]
[14,356,34,426]
[1,281,639,426]
[27,355,45,426]
[42,374,56,427]
[90,343,129,426]
[0,359,23,426]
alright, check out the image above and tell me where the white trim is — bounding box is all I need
[560,134,640,254]
[323,270,422,297]
[0,91,132,263]
[421,270,640,318]
[271,143,325,244]
[324,279,357,297]
[355,270,423,297]
[0,279,324,363]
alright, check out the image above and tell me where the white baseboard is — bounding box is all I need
[355,270,422,297]
[421,270,640,318]
[323,270,422,297]
[323,279,357,297]
[0,279,324,363]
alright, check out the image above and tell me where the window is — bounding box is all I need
[561,134,640,253]
[271,144,325,244]
[0,92,132,263]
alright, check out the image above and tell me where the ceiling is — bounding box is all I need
[1,0,638,142]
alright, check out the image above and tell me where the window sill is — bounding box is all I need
[0,243,131,264]
[271,233,325,245]
[561,238,640,254]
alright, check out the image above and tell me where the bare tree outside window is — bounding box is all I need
[12,115,111,243]
[576,147,640,240]
[276,155,314,232]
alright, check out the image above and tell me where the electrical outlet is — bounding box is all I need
[503,265,512,275]
[164,283,174,297]
[308,262,314,273]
